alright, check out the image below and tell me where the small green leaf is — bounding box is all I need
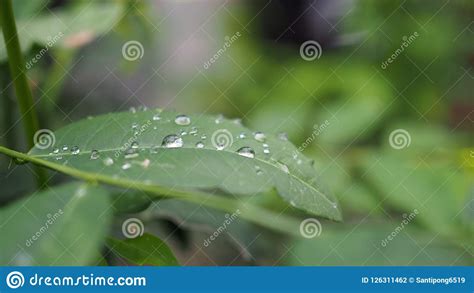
[149,199,285,260]
[0,182,112,265]
[28,109,341,221]
[106,233,178,266]
[0,2,122,59]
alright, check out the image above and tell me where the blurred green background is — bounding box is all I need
[0,0,472,265]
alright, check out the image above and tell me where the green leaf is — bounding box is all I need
[0,2,122,59]
[106,233,178,266]
[360,151,472,242]
[0,182,112,265]
[28,109,341,222]
[148,199,285,260]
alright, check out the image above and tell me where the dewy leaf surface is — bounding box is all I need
[29,109,341,221]
[0,182,111,265]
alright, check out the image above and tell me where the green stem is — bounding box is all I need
[0,145,301,236]
[0,0,47,188]
[0,0,39,149]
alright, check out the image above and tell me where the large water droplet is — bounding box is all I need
[71,146,80,155]
[103,157,114,166]
[131,141,139,149]
[52,148,59,154]
[254,132,266,142]
[122,162,132,170]
[236,147,255,158]
[175,115,191,126]
[162,134,183,148]
[201,134,207,140]
[152,114,161,121]
[238,132,246,139]
[61,145,68,151]
[90,150,100,160]
[196,142,204,148]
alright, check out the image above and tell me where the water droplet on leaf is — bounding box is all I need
[90,150,100,160]
[254,132,266,142]
[71,146,80,155]
[175,115,191,126]
[103,157,114,166]
[278,132,288,141]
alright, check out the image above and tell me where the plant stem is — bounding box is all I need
[0,0,47,188]
[0,145,302,236]
[0,0,39,149]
